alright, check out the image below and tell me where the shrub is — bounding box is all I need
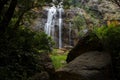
[95,25,120,54]
[50,49,67,69]
[94,25,120,80]
[0,26,53,80]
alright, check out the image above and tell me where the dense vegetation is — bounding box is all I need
[0,0,120,80]
[50,49,68,69]
[0,0,53,80]
[0,26,53,80]
[95,25,120,79]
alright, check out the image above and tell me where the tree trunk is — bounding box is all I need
[0,0,9,14]
[14,12,25,29]
[0,0,17,33]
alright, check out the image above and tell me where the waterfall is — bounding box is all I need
[44,1,64,49]
[58,2,64,48]
[69,22,72,46]
[44,3,56,38]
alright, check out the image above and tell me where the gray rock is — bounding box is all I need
[56,51,112,80]
[30,72,50,80]
[30,52,55,80]
[66,31,103,63]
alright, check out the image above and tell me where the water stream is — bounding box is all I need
[58,2,64,48]
[44,1,64,48]
[44,3,56,37]
[69,22,72,46]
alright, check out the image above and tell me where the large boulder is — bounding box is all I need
[31,52,55,80]
[66,31,103,63]
[56,51,112,80]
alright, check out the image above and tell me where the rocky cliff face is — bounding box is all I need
[86,0,120,20]
[30,0,120,48]
[71,0,120,26]
[30,6,81,48]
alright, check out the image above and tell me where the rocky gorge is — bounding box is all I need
[30,0,120,48]
[28,0,120,80]
[1,0,120,80]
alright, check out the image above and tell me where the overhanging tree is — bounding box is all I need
[0,0,52,33]
[0,0,17,32]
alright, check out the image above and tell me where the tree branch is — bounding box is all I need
[0,0,17,33]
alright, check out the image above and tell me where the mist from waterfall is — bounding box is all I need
[44,1,64,48]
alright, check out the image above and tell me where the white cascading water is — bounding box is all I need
[44,1,64,48]
[69,22,72,46]
[58,2,64,48]
[44,3,56,37]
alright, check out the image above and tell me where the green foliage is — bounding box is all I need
[63,0,73,8]
[51,55,67,69]
[94,25,120,80]
[94,25,120,79]
[73,15,86,31]
[0,26,53,80]
[17,0,52,9]
[0,0,56,79]
[94,25,120,53]
[50,49,67,69]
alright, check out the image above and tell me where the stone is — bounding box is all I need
[55,51,113,80]
[30,52,55,80]
[30,72,50,80]
[38,53,55,80]
[66,31,103,63]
